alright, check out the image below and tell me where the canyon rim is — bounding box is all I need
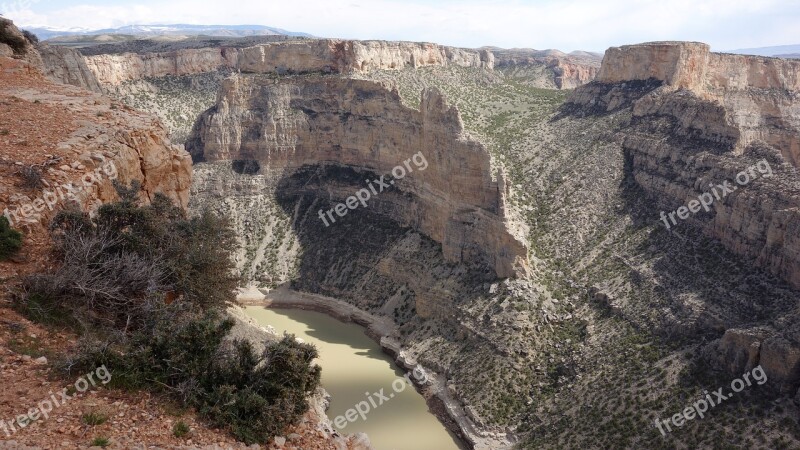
[1,5,800,450]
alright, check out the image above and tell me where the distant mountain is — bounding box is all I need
[727,44,800,57]
[24,24,313,41]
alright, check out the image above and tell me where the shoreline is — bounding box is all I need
[238,285,514,450]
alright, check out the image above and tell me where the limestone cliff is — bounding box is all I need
[567,41,800,290]
[491,48,601,88]
[187,75,527,280]
[82,39,494,86]
[37,43,107,93]
[565,41,800,393]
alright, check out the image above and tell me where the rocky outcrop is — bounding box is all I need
[82,39,494,86]
[187,75,527,279]
[566,40,800,396]
[0,17,43,67]
[491,48,600,88]
[566,41,800,290]
[0,48,192,233]
[704,327,800,395]
[36,43,103,92]
[597,41,800,165]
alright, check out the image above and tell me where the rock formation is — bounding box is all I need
[0,38,191,233]
[82,39,494,86]
[491,48,601,88]
[566,41,800,395]
[36,43,104,93]
[187,75,527,279]
[567,41,800,290]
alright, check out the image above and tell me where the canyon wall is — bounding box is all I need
[597,41,800,165]
[492,48,601,88]
[82,40,494,86]
[37,43,103,93]
[575,41,800,289]
[187,75,527,279]
[566,41,800,392]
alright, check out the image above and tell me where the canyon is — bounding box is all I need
[3,14,800,450]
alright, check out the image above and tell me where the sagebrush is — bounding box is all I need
[17,183,320,444]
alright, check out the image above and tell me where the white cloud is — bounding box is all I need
[4,0,797,51]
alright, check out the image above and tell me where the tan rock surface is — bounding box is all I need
[187,75,528,278]
[36,43,103,93]
[82,39,493,86]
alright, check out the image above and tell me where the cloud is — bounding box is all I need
[4,0,797,51]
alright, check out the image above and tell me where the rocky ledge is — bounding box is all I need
[79,39,494,86]
[565,41,800,397]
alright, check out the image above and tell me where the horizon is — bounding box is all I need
[1,0,798,53]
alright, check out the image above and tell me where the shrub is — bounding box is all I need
[21,29,37,45]
[82,411,108,426]
[173,420,190,438]
[90,437,109,448]
[17,165,44,189]
[17,184,319,444]
[0,216,22,261]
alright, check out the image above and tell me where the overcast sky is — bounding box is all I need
[2,0,797,52]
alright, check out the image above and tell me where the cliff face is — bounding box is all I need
[187,75,527,280]
[568,42,800,290]
[491,48,601,88]
[566,41,800,392]
[83,47,240,85]
[597,42,800,165]
[82,39,494,86]
[37,43,103,93]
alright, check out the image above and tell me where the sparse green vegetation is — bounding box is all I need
[90,437,110,448]
[82,411,108,426]
[173,420,190,438]
[16,182,320,444]
[0,216,23,261]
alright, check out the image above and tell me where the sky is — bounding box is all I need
[1,0,798,52]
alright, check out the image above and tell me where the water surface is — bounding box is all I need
[244,306,463,450]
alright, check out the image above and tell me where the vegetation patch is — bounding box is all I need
[15,182,321,444]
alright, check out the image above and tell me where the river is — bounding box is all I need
[244,306,463,450]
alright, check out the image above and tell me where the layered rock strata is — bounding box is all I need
[566,41,800,393]
[567,41,800,290]
[37,43,103,92]
[491,48,601,88]
[187,75,527,279]
[82,39,494,86]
